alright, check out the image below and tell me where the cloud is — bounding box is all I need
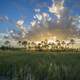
[0,16,9,23]
[0,16,15,25]
[35,14,42,21]
[49,0,64,21]
[34,9,40,13]
[42,13,49,18]
[16,19,28,37]
[24,1,80,40]
[16,20,24,26]
[31,20,36,27]
[72,16,80,28]
[31,11,52,28]
[4,0,79,40]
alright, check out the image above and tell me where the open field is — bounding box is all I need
[0,49,80,80]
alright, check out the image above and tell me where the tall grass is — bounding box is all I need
[0,49,80,80]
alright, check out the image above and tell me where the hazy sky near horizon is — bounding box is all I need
[0,0,80,32]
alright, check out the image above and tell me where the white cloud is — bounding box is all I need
[0,16,9,22]
[4,16,9,20]
[34,9,40,13]
[16,19,28,37]
[48,17,52,21]
[42,13,49,18]
[72,16,80,28]
[16,20,24,26]
[35,14,43,21]
[31,20,36,27]
[49,0,64,20]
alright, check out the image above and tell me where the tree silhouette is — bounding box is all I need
[55,40,60,49]
[17,40,22,47]
[22,41,27,49]
[61,41,66,48]
[70,39,75,48]
[4,40,10,47]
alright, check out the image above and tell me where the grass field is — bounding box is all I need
[0,49,80,80]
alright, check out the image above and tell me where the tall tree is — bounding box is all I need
[70,39,75,48]
[4,40,10,47]
[22,41,27,49]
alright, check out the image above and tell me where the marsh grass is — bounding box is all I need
[0,49,80,80]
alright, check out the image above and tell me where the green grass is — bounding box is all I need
[0,49,80,80]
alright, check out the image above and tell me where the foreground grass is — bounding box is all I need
[0,49,80,80]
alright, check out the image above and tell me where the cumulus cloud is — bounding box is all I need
[31,11,52,28]
[34,9,40,13]
[49,0,64,22]
[42,13,49,18]
[31,20,36,27]
[25,0,80,40]
[0,16,15,25]
[16,19,28,37]
[16,20,24,26]
[35,14,43,21]
[4,0,80,40]
[72,16,80,28]
[0,16,9,23]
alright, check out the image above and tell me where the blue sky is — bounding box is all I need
[0,0,80,32]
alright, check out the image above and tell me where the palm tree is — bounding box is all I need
[55,40,60,49]
[66,42,70,49]
[37,43,42,51]
[31,42,36,50]
[4,40,10,47]
[56,40,60,43]
[57,42,61,49]
[51,42,55,50]
[41,41,45,50]
[45,42,52,50]
[17,40,22,47]
[61,41,66,48]
[28,42,31,50]
[22,41,27,49]
[70,39,75,48]
[44,39,48,50]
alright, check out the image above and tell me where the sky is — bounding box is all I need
[0,0,80,32]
